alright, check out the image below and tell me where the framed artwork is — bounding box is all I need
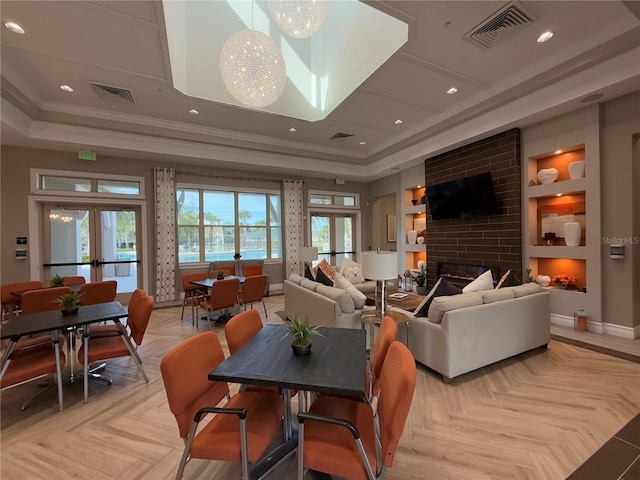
[538,202,586,245]
[387,214,397,242]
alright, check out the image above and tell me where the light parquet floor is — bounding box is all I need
[2,295,639,480]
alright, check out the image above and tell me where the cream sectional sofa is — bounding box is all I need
[409,283,550,382]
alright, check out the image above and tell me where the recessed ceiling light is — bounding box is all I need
[394,119,403,125]
[188,109,199,114]
[446,87,458,95]
[359,141,366,145]
[554,150,562,155]
[4,22,25,35]
[59,85,74,93]
[537,31,553,43]
[289,127,297,133]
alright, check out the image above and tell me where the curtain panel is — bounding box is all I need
[154,167,176,303]
[283,179,304,276]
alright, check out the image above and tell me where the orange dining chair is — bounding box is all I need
[161,331,285,480]
[297,341,416,480]
[237,275,268,317]
[21,286,71,314]
[369,316,398,400]
[89,288,146,342]
[180,272,207,322]
[63,275,86,286]
[78,280,117,305]
[198,278,240,327]
[78,293,153,400]
[1,335,66,411]
[1,281,44,318]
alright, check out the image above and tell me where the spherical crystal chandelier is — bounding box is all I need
[219,29,286,108]
[268,0,330,39]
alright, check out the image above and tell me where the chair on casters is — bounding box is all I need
[1,281,43,319]
[160,331,285,480]
[198,278,240,327]
[297,341,416,480]
[78,280,117,305]
[237,275,268,317]
[63,276,86,286]
[77,293,153,402]
[180,273,207,323]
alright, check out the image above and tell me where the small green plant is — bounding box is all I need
[525,268,535,283]
[216,270,225,280]
[51,274,65,287]
[286,316,323,346]
[415,265,426,287]
[57,291,81,312]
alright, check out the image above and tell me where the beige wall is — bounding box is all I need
[601,91,640,328]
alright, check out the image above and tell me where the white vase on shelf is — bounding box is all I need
[407,230,417,244]
[417,236,425,245]
[537,168,559,184]
[564,222,581,246]
[568,160,585,180]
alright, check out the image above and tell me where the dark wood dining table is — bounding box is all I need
[1,301,130,406]
[208,324,367,479]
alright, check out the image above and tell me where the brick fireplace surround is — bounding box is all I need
[425,129,522,289]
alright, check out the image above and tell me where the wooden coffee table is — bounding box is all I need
[364,291,424,312]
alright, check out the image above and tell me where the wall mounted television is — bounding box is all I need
[426,172,499,220]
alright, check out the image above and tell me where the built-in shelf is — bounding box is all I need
[528,178,587,198]
[529,246,587,259]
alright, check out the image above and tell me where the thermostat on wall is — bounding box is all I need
[610,244,625,259]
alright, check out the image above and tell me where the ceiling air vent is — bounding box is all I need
[89,82,135,104]
[330,132,354,140]
[464,1,536,50]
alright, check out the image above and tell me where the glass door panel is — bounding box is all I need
[310,213,355,266]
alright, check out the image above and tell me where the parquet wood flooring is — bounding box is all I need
[2,296,639,480]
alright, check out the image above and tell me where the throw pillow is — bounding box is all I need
[339,258,360,272]
[333,272,367,309]
[413,277,462,317]
[495,269,520,289]
[315,267,334,287]
[304,264,316,281]
[462,269,494,293]
[315,258,336,282]
[243,264,262,277]
[341,266,365,284]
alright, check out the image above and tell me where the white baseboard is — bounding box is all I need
[550,313,638,339]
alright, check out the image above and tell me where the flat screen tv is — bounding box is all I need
[426,172,499,220]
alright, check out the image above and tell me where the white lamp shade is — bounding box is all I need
[360,251,397,280]
[300,246,318,262]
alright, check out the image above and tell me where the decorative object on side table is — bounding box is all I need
[57,291,81,316]
[286,315,323,355]
[51,274,65,287]
[568,160,585,180]
[552,274,577,290]
[535,275,551,287]
[542,232,558,246]
[537,167,558,184]
[216,270,225,280]
[415,264,427,295]
[563,221,582,246]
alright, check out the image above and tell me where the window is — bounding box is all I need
[177,187,281,263]
[309,191,358,208]
[33,169,144,199]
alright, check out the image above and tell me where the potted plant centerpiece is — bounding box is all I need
[415,265,427,295]
[57,291,81,316]
[216,270,225,280]
[286,315,323,355]
[51,274,65,287]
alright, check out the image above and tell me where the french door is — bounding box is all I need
[42,204,141,302]
[310,213,356,266]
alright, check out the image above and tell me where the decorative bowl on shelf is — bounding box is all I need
[537,168,559,184]
[535,275,551,287]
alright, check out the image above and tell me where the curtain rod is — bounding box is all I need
[175,169,283,184]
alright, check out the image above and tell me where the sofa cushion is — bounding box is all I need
[315,267,334,287]
[288,274,304,285]
[481,288,515,304]
[304,264,316,281]
[496,269,520,289]
[333,272,367,309]
[462,269,494,293]
[509,283,543,298]
[428,292,483,324]
[414,277,461,317]
[316,284,355,314]
[300,278,319,292]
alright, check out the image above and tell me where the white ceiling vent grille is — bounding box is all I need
[464,1,536,50]
[89,82,135,104]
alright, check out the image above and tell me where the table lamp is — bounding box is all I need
[300,246,318,270]
[361,250,398,317]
